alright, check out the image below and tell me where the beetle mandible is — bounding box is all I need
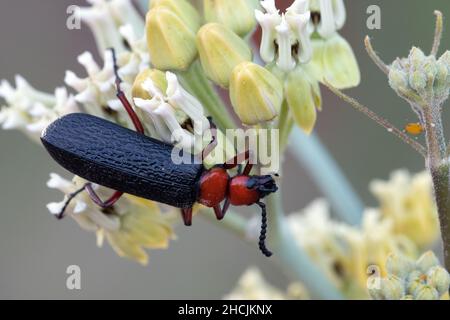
[41,49,278,257]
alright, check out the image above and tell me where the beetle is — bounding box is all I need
[40,49,278,257]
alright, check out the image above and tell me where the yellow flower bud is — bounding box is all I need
[197,23,252,87]
[150,0,201,32]
[285,66,321,134]
[146,5,198,71]
[230,62,283,125]
[203,0,257,36]
[307,34,360,89]
[132,69,167,100]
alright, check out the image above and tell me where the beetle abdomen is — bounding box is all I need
[41,113,203,208]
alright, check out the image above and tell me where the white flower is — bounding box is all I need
[76,0,145,54]
[133,72,210,151]
[119,24,150,73]
[287,199,418,298]
[224,267,309,300]
[255,0,312,72]
[370,170,439,248]
[0,76,79,140]
[46,173,175,265]
[64,47,148,129]
[309,0,346,38]
[65,50,118,117]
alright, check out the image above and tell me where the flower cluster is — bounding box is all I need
[287,201,416,298]
[389,47,450,114]
[0,76,79,142]
[146,0,360,132]
[224,267,309,300]
[370,170,439,248]
[284,170,440,298]
[231,175,444,300]
[368,252,450,300]
[0,0,215,264]
[47,173,175,265]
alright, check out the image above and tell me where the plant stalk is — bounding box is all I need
[289,127,363,225]
[423,107,450,270]
[178,61,237,131]
[265,191,344,299]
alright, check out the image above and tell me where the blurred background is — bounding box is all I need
[0,0,449,299]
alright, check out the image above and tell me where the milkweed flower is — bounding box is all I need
[46,173,175,265]
[288,200,418,298]
[256,0,312,71]
[132,69,210,151]
[76,0,145,54]
[306,0,360,89]
[254,0,321,133]
[370,170,440,248]
[0,76,79,141]
[224,267,309,300]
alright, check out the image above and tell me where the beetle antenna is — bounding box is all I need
[110,48,123,92]
[56,184,88,220]
[257,201,273,257]
[109,48,145,134]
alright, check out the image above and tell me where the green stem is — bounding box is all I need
[277,101,295,152]
[423,107,450,271]
[266,191,344,299]
[201,195,344,299]
[429,164,450,271]
[178,61,237,131]
[289,127,363,226]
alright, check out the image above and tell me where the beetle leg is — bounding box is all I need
[110,48,145,134]
[221,198,231,218]
[201,117,218,160]
[85,184,124,209]
[55,183,90,220]
[181,208,193,226]
[223,150,253,175]
[213,204,225,220]
[80,48,142,212]
[54,183,123,219]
